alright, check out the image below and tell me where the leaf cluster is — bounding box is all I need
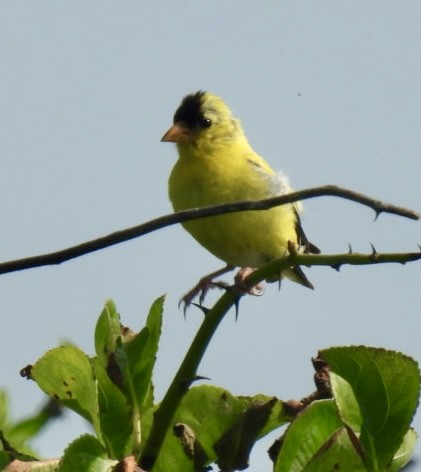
[1,299,419,472]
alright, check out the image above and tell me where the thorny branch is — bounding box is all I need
[0,185,419,276]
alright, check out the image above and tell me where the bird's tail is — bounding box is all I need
[266,230,320,289]
[284,266,315,290]
[288,209,320,289]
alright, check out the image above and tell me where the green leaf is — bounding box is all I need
[142,385,288,472]
[94,300,121,367]
[304,426,366,472]
[0,391,41,455]
[59,434,117,472]
[329,371,362,432]
[91,359,133,459]
[387,429,417,472]
[274,399,344,472]
[0,391,8,427]
[213,393,285,471]
[330,362,418,471]
[117,296,164,412]
[0,451,10,469]
[320,346,420,471]
[115,297,165,456]
[31,346,100,437]
[8,400,61,455]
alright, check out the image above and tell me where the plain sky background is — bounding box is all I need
[1,2,420,470]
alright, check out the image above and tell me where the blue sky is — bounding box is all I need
[1,2,420,470]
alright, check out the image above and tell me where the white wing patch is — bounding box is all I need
[246,157,303,213]
[271,171,303,213]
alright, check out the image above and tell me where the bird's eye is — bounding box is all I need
[198,117,212,129]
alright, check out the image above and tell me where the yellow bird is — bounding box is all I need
[162,91,319,304]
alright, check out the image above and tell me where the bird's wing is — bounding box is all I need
[294,208,321,254]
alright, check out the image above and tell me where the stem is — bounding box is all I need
[245,250,421,288]
[139,291,238,470]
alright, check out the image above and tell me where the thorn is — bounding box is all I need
[193,374,211,382]
[234,295,241,321]
[369,243,380,261]
[191,303,210,315]
[374,209,381,221]
[418,244,421,252]
[331,263,341,272]
[348,243,353,254]
[278,277,282,291]
[180,374,211,391]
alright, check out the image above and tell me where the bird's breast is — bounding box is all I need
[167,144,299,267]
[169,150,273,210]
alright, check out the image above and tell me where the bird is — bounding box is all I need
[162,91,320,306]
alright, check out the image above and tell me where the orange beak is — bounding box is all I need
[161,123,195,144]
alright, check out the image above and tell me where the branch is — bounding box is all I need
[5,459,59,471]
[244,249,421,288]
[138,248,421,469]
[0,185,418,276]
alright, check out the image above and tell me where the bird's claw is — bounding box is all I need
[233,267,265,296]
[179,265,234,313]
[179,278,229,314]
[179,267,264,315]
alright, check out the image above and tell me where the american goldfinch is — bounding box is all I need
[162,91,319,304]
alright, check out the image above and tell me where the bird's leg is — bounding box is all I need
[180,264,235,309]
[234,267,265,296]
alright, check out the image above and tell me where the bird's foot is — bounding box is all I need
[179,265,234,313]
[234,267,265,296]
[179,266,265,314]
[180,277,227,309]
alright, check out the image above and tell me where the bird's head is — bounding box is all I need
[161,91,244,151]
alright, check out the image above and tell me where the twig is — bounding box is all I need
[5,458,59,471]
[244,250,421,289]
[0,185,418,276]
